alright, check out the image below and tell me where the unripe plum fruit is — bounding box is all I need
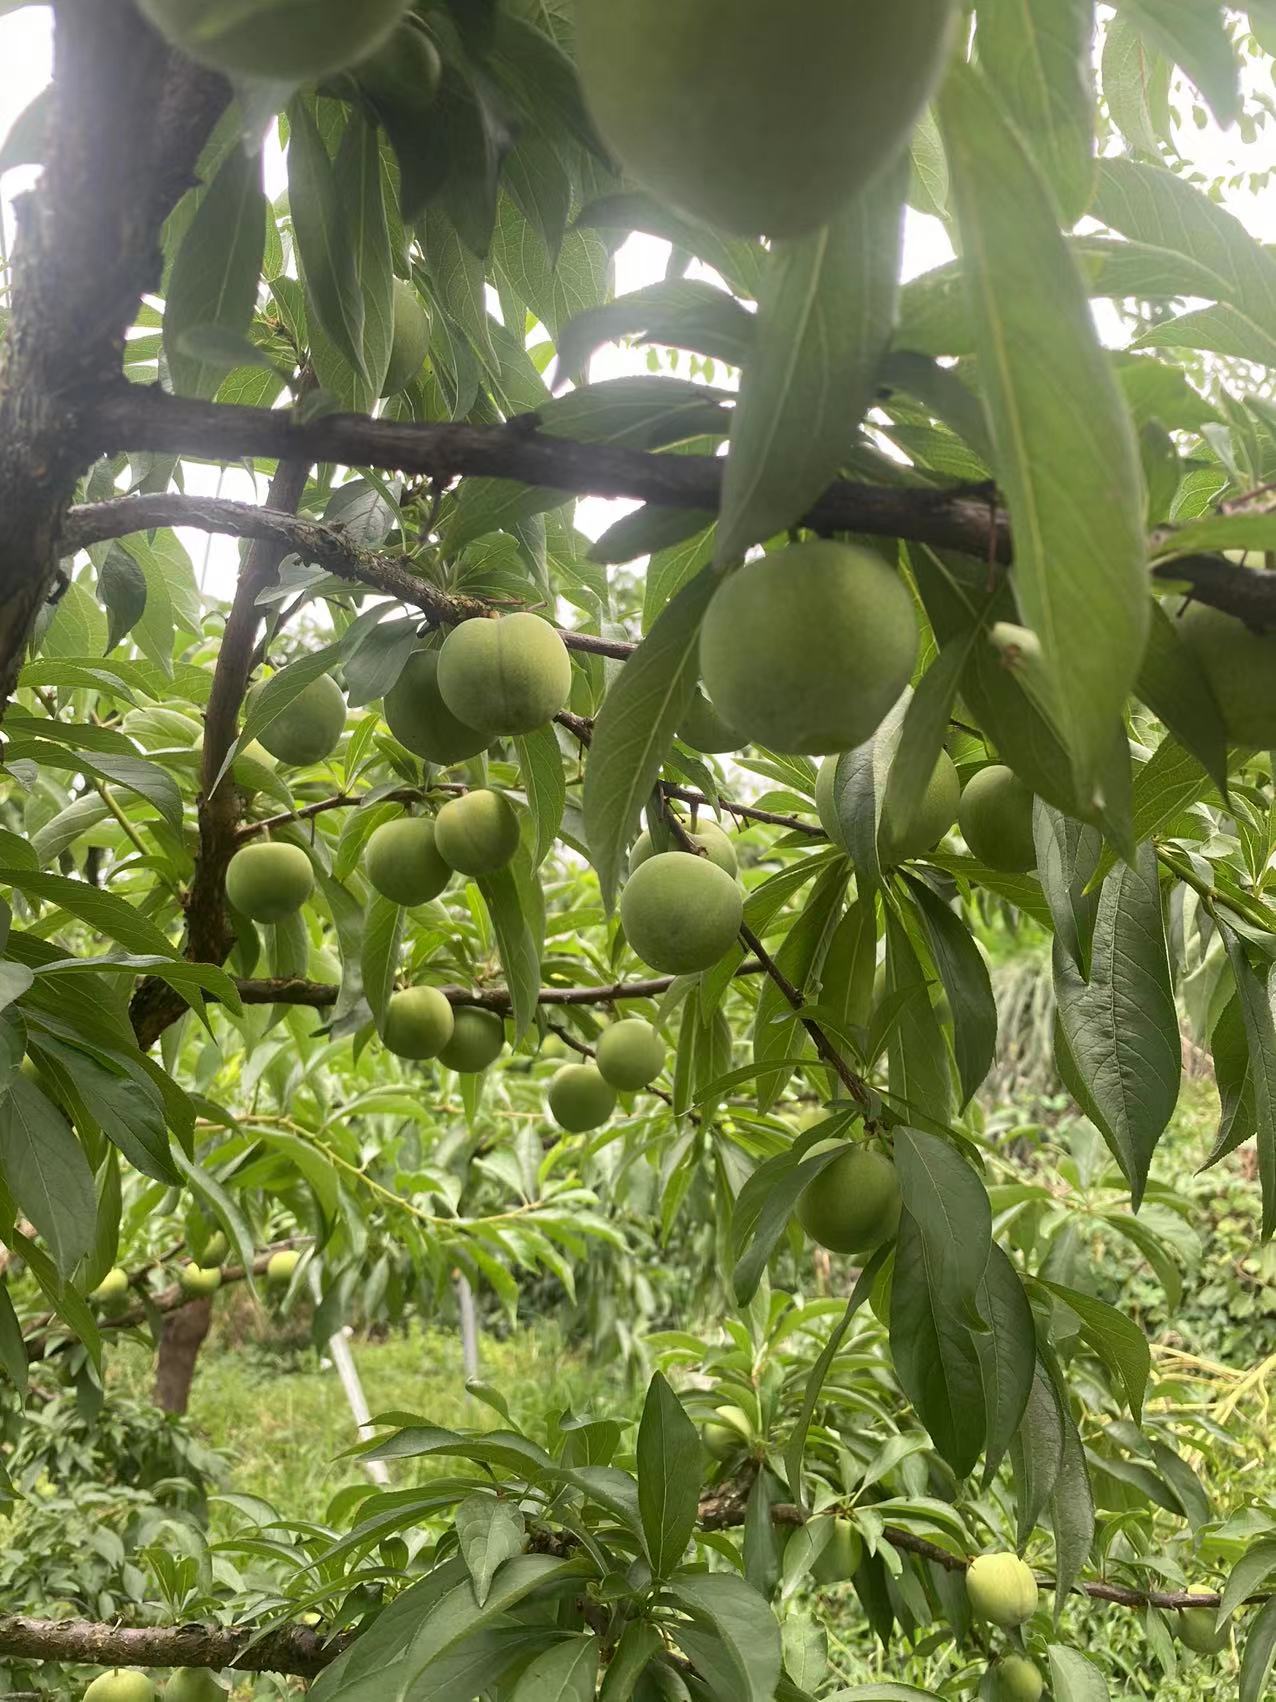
[381,279,431,396]
[880,751,960,864]
[990,1654,1044,1702]
[548,1063,616,1132]
[965,1552,1039,1627]
[382,986,455,1061]
[91,1268,130,1310]
[82,1672,157,1702]
[137,0,413,81]
[629,819,737,877]
[267,1250,300,1287]
[596,1018,666,1092]
[251,673,347,767]
[701,1404,754,1459]
[383,649,489,766]
[434,790,521,875]
[796,1143,901,1256]
[1177,1592,1228,1655]
[225,842,314,923]
[438,1008,505,1074]
[365,817,451,907]
[620,851,743,975]
[178,1263,222,1298]
[437,613,572,737]
[699,543,918,755]
[573,0,958,238]
[958,765,1037,873]
[164,1670,225,1702]
[811,1516,863,1585]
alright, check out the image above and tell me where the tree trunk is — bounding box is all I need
[153,1297,212,1415]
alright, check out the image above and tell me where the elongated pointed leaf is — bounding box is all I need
[1221,929,1276,1240]
[666,1574,782,1702]
[975,1245,1036,1484]
[0,1075,96,1276]
[636,1372,701,1579]
[289,100,367,383]
[455,1494,527,1608]
[1241,1597,1276,1702]
[939,66,1147,801]
[716,157,907,564]
[1048,1646,1110,1701]
[1012,1359,1065,1549]
[906,875,997,1110]
[1050,1384,1095,1612]
[512,1636,600,1702]
[165,142,266,400]
[977,0,1096,224]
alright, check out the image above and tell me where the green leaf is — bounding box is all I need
[1241,1598,1276,1702]
[977,0,1096,224]
[31,1033,176,1185]
[555,280,754,381]
[1112,0,1240,124]
[1102,16,1171,157]
[636,1372,702,1580]
[165,141,266,400]
[0,1280,28,1395]
[289,99,368,383]
[515,726,568,871]
[455,1493,527,1608]
[751,862,845,1111]
[1033,804,1101,977]
[361,894,404,1034]
[333,108,394,397]
[939,65,1148,802]
[1041,1282,1150,1422]
[884,906,952,1126]
[665,1574,782,1702]
[824,1688,943,1701]
[730,1141,847,1307]
[582,569,716,910]
[1012,1360,1064,1549]
[98,546,149,655]
[511,1636,600,1702]
[715,155,906,565]
[597,1624,662,1702]
[881,634,975,845]
[1219,1539,1276,1628]
[906,875,997,1111]
[228,643,344,791]
[1220,930,1276,1240]
[478,853,543,1045]
[974,1245,1036,1484]
[0,1075,96,1276]
[0,868,178,960]
[13,1229,101,1374]
[889,1128,992,1476]
[1047,1645,1110,1702]
[784,1248,888,1504]
[1049,1385,1095,1611]
[1052,846,1180,1206]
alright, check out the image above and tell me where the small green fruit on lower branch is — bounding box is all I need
[83,1669,157,1701]
[438,1007,506,1074]
[164,1668,225,1702]
[548,1064,617,1132]
[966,1552,1039,1627]
[266,1250,301,1287]
[701,1404,753,1460]
[382,986,455,1061]
[880,751,960,864]
[225,842,314,923]
[811,1516,863,1585]
[699,543,918,755]
[382,648,489,766]
[434,789,521,875]
[573,0,957,239]
[796,1144,901,1257]
[958,764,1037,873]
[629,819,738,877]
[1173,601,1276,746]
[91,1268,130,1308]
[199,1232,228,1268]
[381,278,431,395]
[1177,1592,1228,1656]
[596,1018,666,1092]
[137,0,412,81]
[620,852,743,975]
[365,817,451,907]
[990,1654,1044,1702]
[251,672,347,767]
[178,1263,223,1298]
[437,612,573,737]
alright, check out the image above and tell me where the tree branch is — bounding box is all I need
[79,388,1011,559]
[233,963,766,1011]
[0,1615,341,1681]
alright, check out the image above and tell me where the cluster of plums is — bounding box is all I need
[89,1246,301,1312]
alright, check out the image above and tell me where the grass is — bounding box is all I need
[106,1314,624,1524]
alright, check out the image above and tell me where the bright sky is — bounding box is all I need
[1,6,1270,602]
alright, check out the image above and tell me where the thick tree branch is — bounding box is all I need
[0,1615,341,1680]
[1150,551,1276,628]
[80,388,1012,559]
[234,963,766,1011]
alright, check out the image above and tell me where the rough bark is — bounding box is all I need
[153,1294,213,1415]
[0,1615,342,1680]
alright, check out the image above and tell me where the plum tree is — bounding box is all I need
[433,790,521,875]
[381,279,431,396]
[438,1008,506,1074]
[1172,602,1276,746]
[699,543,918,753]
[958,765,1038,873]
[382,986,455,1061]
[701,1405,754,1460]
[619,852,743,974]
[629,819,738,877]
[679,689,745,754]
[811,1517,863,1585]
[136,0,412,79]
[224,843,314,923]
[595,1018,666,1091]
[547,1064,617,1132]
[880,751,960,864]
[178,1263,222,1298]
[437,613,573,737]
[990,1655,1044,1701]
[82,1671,156,1702]
[250,673,347,767]
[164,1670,225,1702]
[365,817,451,907]
[573,0,958,237]
[966,1553,1040,1627]
[796,1144,902,1255]
[266,1251,301,1288]
[382,648,489,766]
